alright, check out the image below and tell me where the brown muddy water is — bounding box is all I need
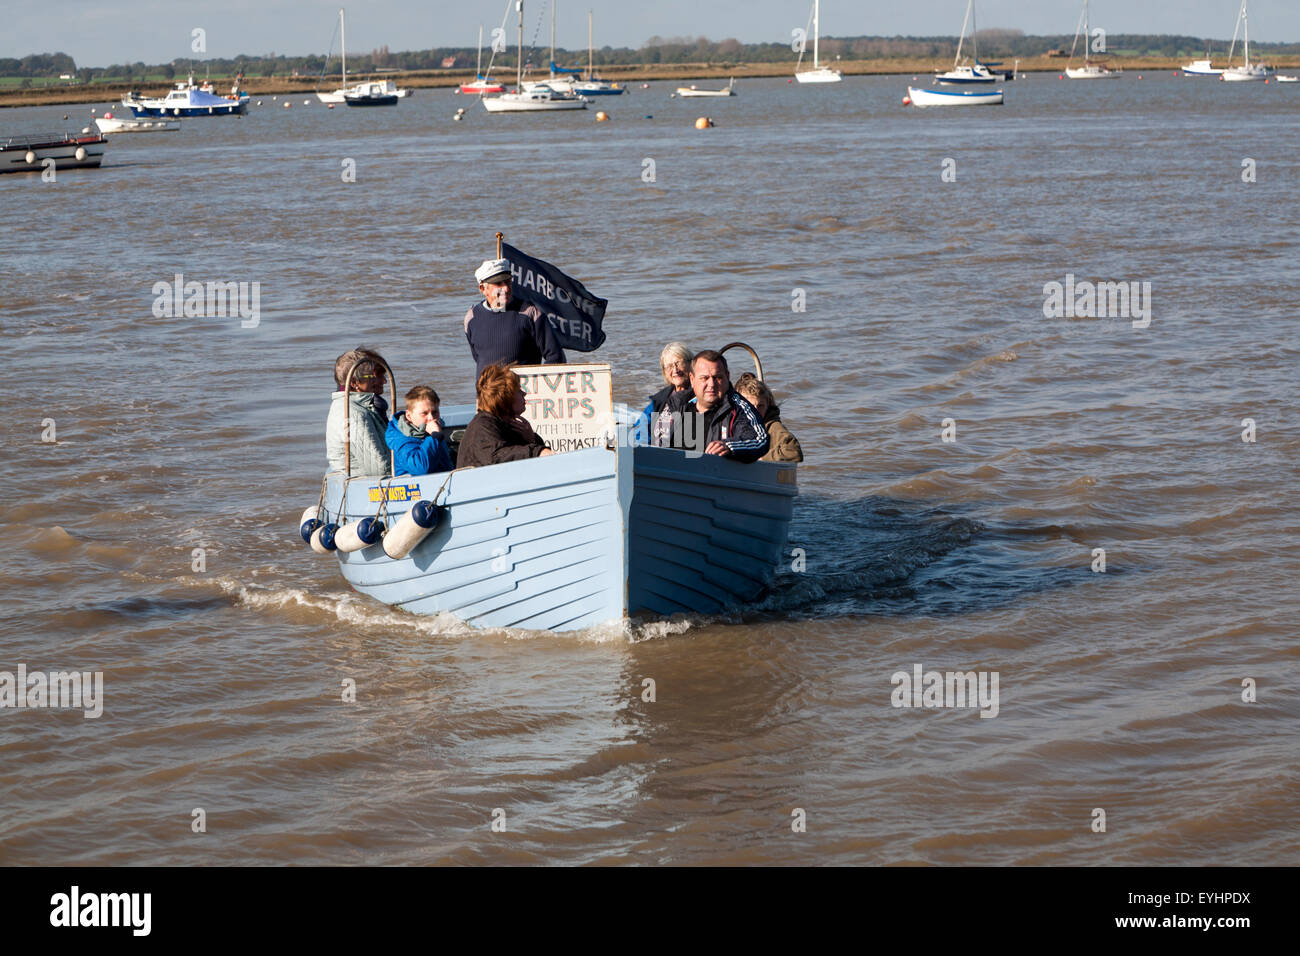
[1,75,1297,865]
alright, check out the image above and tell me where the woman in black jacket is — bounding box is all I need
[457,363,555,468]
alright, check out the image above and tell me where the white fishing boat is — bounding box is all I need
[935,1,999,85]
[1,131,107,174]
[1181,57,1223,77]
[1064,0,1122,79]
[1221,1,1270,82]
[92,112,180,134]
[1276,74,1299,83]
[794,0,842,83]
[483,1,587,112]
[675,78,736,97]
[907,85,1003,107]
[123,77,248,117]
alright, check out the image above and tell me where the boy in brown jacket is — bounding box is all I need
[734,373,804,463]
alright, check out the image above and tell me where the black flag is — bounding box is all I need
[502,242,607,352]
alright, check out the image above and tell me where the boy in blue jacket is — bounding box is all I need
[386,385,455,475]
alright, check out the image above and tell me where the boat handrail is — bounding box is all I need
[1,132,103,149]
[342,357,399,479]
[718,341,764,381]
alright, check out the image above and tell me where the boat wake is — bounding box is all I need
[747,494,1091,622]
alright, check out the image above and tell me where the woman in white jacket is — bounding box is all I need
[325,348,392,477]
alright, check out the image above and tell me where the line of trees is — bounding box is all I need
[8,32,1300,81]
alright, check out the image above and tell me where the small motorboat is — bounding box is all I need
[675,78,736,97]
[93,112,180,134]
[344,81,399,106]
[1182,58,1223,77]
[1275,74,1299,83]
[1,132,107,174]
[907,85,1004,107]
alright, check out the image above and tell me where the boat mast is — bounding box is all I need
[954,0,971,69]
[477,24,483,78]
[517,0,524,88]
[1243,1,1251,70]
[341,8,347,87]
[813,0,820,70]
[588,10,594,79]
[550,0,556,80]
[1082,0,1090,68]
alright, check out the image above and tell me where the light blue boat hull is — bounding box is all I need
[320,434,796,632]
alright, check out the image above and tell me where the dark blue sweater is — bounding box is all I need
[463,298,566,378]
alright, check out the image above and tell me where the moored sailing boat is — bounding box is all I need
[794,0,843,83]
[1220,0,1270,82]
[1064,0,1122,79]
[459,25,506,94]
[934,0,999,85]
[483,0,587,112]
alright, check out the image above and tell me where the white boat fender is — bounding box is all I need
[310,523,339,554]
[25,151,36,164]
[334,517,386,553]
[75,147,86,161]
[299,506,322,544]
[382,500,441,560]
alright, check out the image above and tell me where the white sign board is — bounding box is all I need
[514,364,614,453]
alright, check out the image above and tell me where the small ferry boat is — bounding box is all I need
[123,77,248,117]
[303,360,797,632]
[1,131,107,173]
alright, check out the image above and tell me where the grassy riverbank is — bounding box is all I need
[4,54,1299,108]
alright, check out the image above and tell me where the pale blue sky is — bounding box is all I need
[5,1,1292,67]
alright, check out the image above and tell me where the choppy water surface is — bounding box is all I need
[2,75,1297,865]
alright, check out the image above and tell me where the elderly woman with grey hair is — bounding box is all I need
[636,342,693,444]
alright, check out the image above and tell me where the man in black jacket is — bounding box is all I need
[656,350,770,462]
[463,258,566,379]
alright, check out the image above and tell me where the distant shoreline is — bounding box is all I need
[4,55,1298,109]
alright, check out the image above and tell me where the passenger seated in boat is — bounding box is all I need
[457,363,555,468]
[463,258,566,379]
[654,350,769,462]
[325,347,392,477]
[735,373,804,464]
[385,385,455,475]
[637,341,693,444]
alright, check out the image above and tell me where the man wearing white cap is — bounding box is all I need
[464,258,566,379]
